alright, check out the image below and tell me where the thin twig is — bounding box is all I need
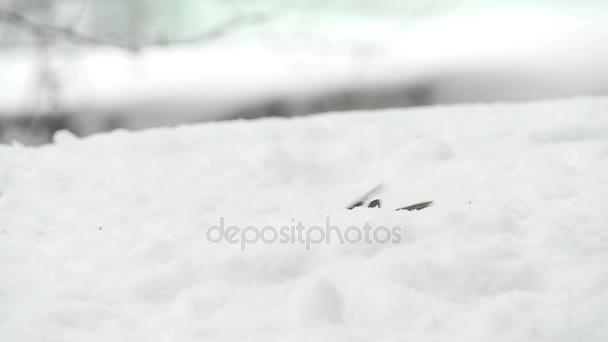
[0,8,269,51]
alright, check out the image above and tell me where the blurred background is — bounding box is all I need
[1,0,608,145]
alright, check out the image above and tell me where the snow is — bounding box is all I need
[2,97,608,341]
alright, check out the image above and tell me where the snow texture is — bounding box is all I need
[1,97,608,341]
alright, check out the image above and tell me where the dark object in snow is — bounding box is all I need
[346,185,433,211]
[368,199,381,208]
[348,200,365,209]
[395,201,434,211]
[347,184,385,210]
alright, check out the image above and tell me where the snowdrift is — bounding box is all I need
[1,97,608,341]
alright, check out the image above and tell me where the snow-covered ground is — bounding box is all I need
[1,97,608,341]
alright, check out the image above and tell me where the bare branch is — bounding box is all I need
[0,7,269,51]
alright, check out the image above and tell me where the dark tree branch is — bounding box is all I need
[0,7,269,51]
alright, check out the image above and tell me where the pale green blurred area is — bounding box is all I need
[128,0,608,40]
[3,0,603,45]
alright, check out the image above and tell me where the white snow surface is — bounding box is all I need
[2,97,608,341]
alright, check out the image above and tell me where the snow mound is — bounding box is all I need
[1,97,608,341]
